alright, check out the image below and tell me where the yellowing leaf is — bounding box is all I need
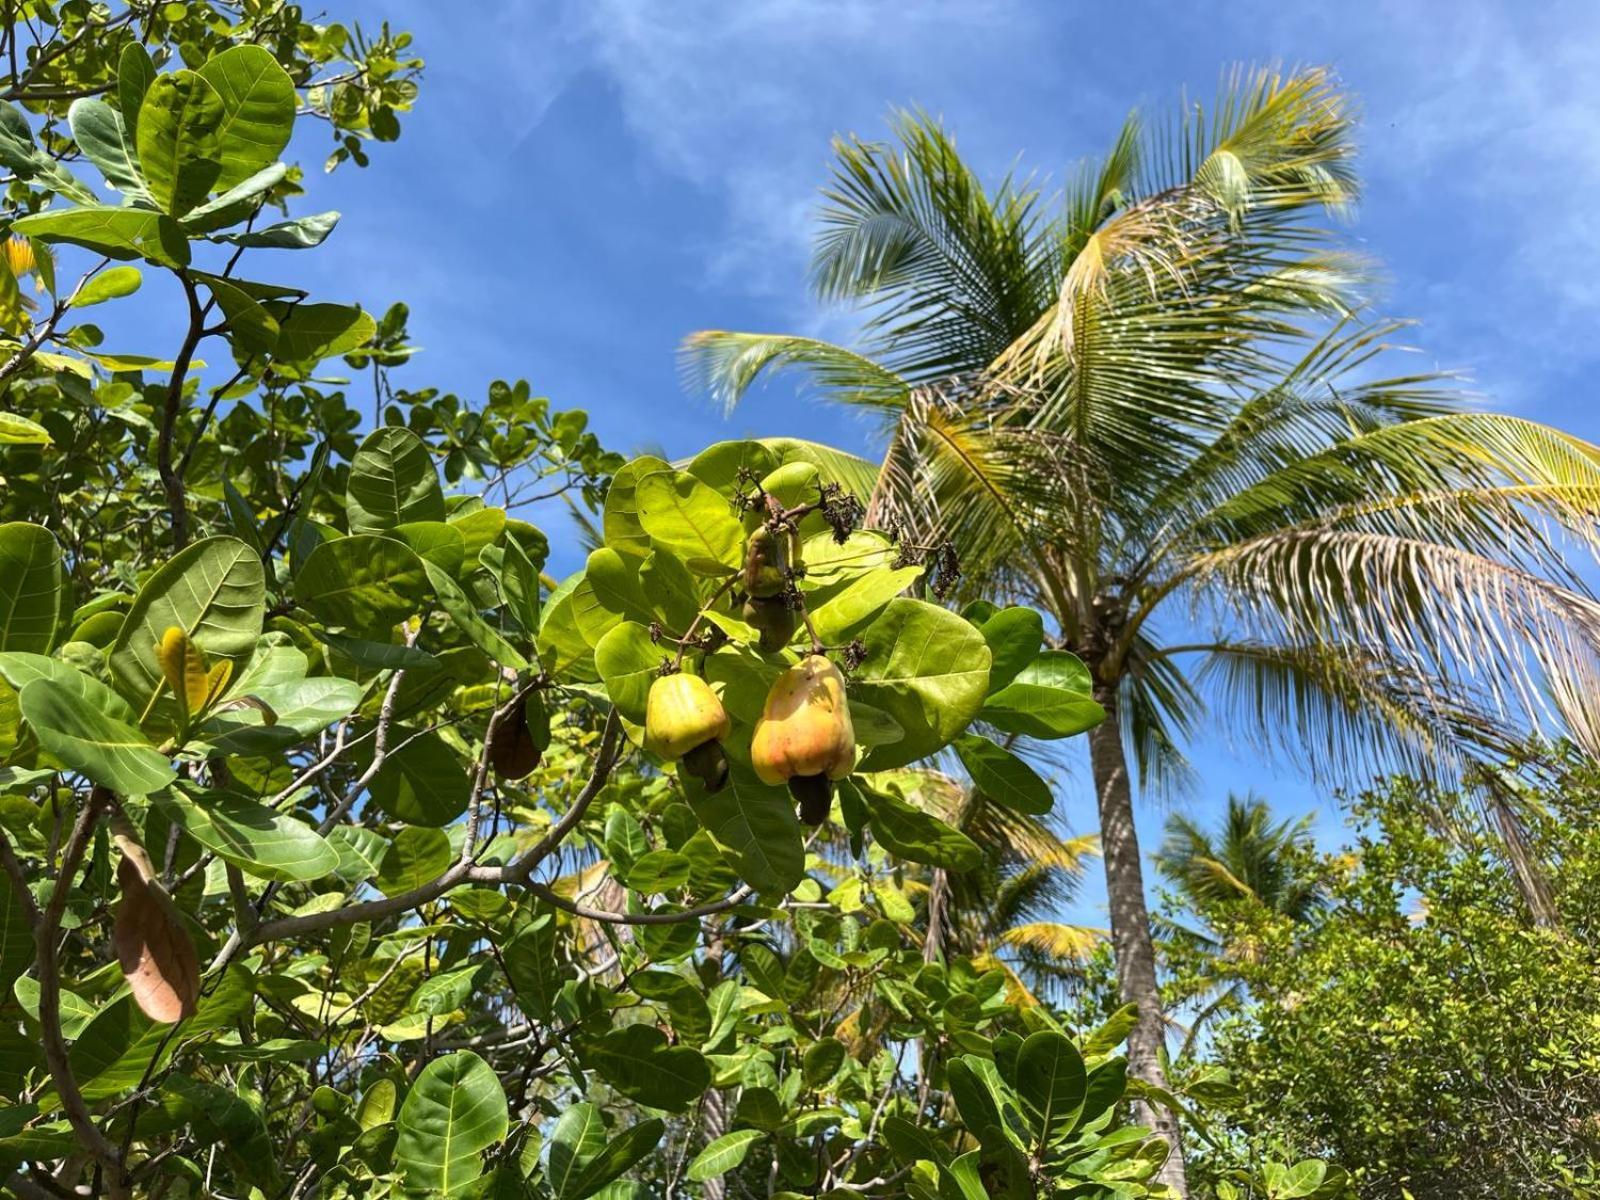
[156,626,211,716]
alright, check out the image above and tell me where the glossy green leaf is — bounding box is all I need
[0,869,33,998]
[195,273,279,355]
[367,729,471,827]
[212,210,340,249]
[12,206,189,268]
[422,560,530,670]
[978,607,1044,694]
[634,468,745,573]
[0,413,51,444]
[66,98,146,196]
[547,1102,607,1200]
[953,734,1053,815]
[271,302,375,368]
[108,535,264,726]
[980,651,1105,740]
[851,598,992,770]
[375,826,452,897]
[586,1024,710,1112]
[347,427,446,533]
[180,161,289,233]
[136,69,224,215]
[156,787,339,883]
[1014,1031,1086,1148]
[811,564,923,643]
[394,1050,508,1196]
[863,785,981,872]
[195,45,296,190]
[564,1118,666,1199]
[19,677,174,795]
[686,1129,763,1183]
[0,522,61,653]
[683,764,804,895]
[297,535,428,633]
[594,621,666,726]
[71,265,143,308]
[624,849,690,894]
[116,43,157,145]
[602,455,671,558]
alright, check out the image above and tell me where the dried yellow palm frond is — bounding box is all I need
[997,921,1103,962]
[5,234,35,279]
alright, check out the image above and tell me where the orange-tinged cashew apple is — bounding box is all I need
[646,672,731,791]
[751,654,856,824]
[742,524,799,599]
[741,594,799,654]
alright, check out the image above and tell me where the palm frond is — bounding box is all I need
[679,331,911,415]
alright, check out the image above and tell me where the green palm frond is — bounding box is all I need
[680,331,911,414]
[812,109,1053,377]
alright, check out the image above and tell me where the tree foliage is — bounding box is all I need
[0,6,1332,1199]
[1172,758,1600,1199]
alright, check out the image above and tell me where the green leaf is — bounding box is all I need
[594,621,665,726]
[66,98,147,197]
[501,907,571,1022]
[586,1024,710,1112]
[156,787,339,883]
[348,427,446,533]
[953,735,1053,815]
[212,211,340,249]
[297,535,428,634]
[180,162,288,233]
[686,1129,763,1183]
[0,101,97,204]
[634,468,745,573]
[683,765,804,895]
[802,1037,846,1088]
[108,536,264,726]
[0,523,61,653]
[862,785,982,872]
[136,69,224,216]
[1014,1031,1086,1149]
[624,849,690,894]
[846,598,991,770]
[374,826,451,897]
[71,266,143,309]
[394,1051,509,1197]
[548,1102,607,1200]
[564,1119,666,1199]
[271,302,375,369]
[0,412,52,444]
[811,565,923,644]
[195,45,296,191]
[0,652,138,723]
[117,43,157,145]
[19,677,174,795]
[194,273,279,355]
[0,868,34,998]
[367,729,471,827]
[980,651,1104,740]
[422,560,530,670]
[602,455,672,558]
[978,607,1044,694]
[12,206,189,269]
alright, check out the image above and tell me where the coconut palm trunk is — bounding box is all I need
[1089,689,1187,1192]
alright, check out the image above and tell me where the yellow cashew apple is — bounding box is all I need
[645,672,731,791]
[751,654,856,823]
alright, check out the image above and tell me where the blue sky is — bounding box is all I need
[165,0,1600,926]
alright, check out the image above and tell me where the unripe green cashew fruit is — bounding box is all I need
[743,524,800,599]
[741,594,799,653]
[646,672,731,792]
[751,654,856,824]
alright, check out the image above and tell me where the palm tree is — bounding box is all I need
[1155,795,1326,1060]
[682,67,1600,1194]
[1157,794,1325,923]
